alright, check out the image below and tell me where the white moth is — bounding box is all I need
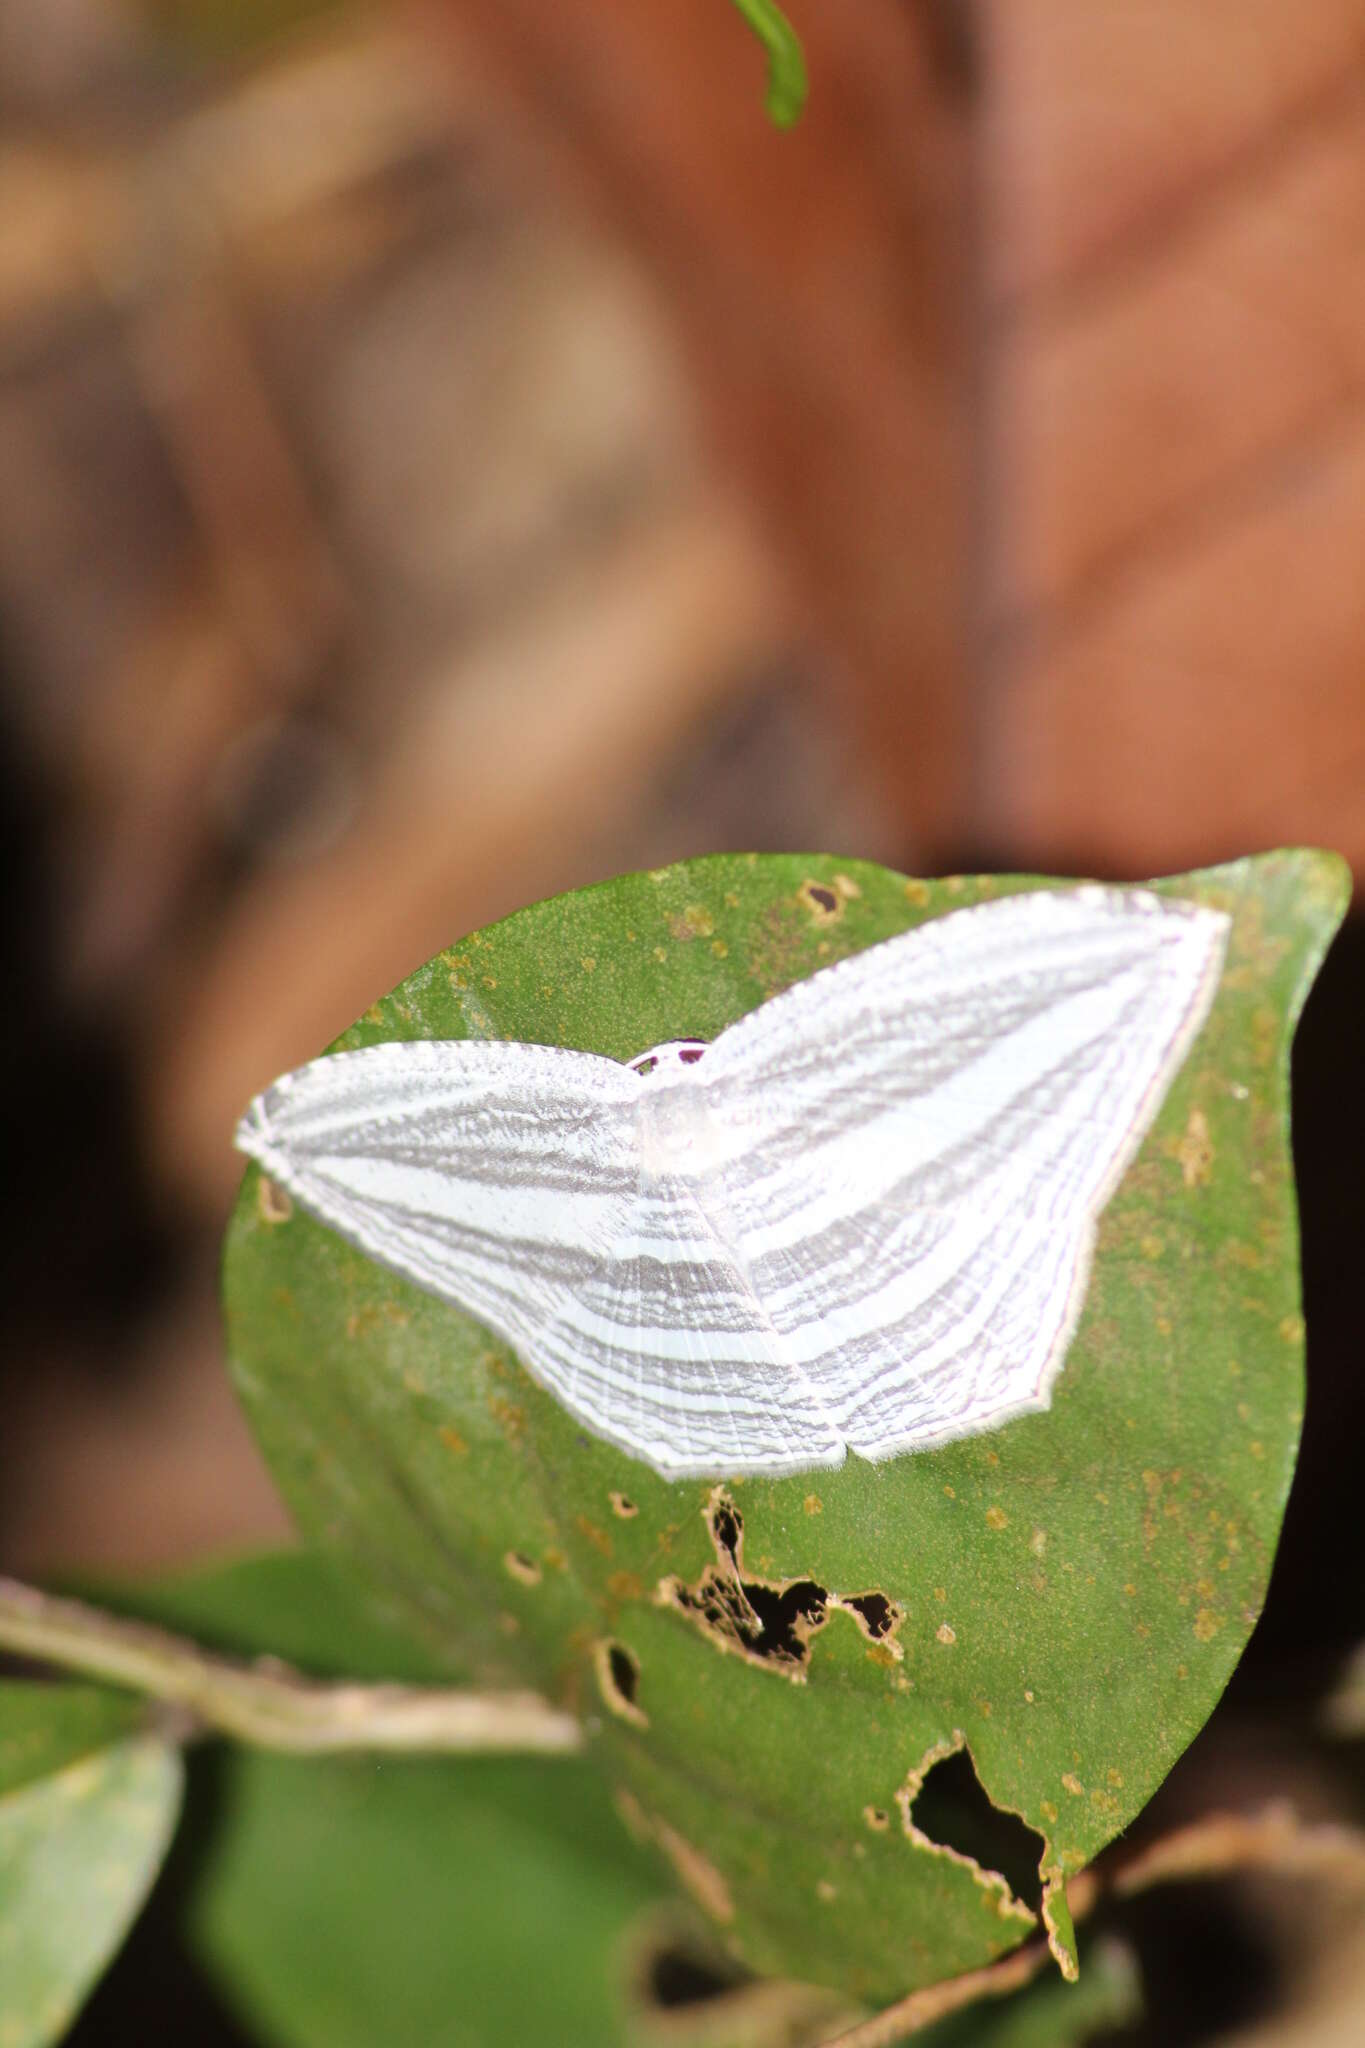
[236,885,1228,1481]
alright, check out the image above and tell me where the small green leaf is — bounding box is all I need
[0,1690,182,2048]
[0,1682,146,1799]
[730,0,809,127]
[224,849,1348,2005]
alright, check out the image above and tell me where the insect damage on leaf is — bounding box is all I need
[594,1639,648,1727]
[903,1741,1045,1915]
[656,1488,903,1680]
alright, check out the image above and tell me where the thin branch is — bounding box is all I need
[0,1575,582,1756]
[819,1942,1049,2048]
[1112,1802,1365,1897]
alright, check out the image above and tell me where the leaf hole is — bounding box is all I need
[799,879,842,923]
[595,1637,648,1726]
[627,1916,849,2041]
[909,1746,1045,1912]
[659,1491,829,1677]
[502,1550,541,1586]
[609,1491,638,1519]
[840,1592,896,1639]
[642,1939,747,2010]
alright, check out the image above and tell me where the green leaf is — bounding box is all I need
[223,849,1348,2005]
[189,1750,672,2048]
[729,0,809,127]
[0,1682,146,1799]
[0,1686,182,2048]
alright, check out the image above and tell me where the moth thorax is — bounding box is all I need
[635,1075,724,1180]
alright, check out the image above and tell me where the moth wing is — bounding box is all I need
[236,1036,843,1479]
[237,1034,641,1395]
[546,1169,843,1479]
[700,887,1229,1460]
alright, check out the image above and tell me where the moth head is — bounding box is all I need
[628,1039,708,1079]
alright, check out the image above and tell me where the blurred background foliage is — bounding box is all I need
[1,0,1363,2040]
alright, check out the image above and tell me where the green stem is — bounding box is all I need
[730,0,808,127]
[0,1575,582,1757]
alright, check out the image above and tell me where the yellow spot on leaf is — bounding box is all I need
[439,1425,468,1457]
[575,1514,611,1557]
[1193,1608,1223,1642]
[669,905,715,941]
[1172,1107,1215,1188]
[257,1177,293,1225]
[803,1494,823,1515]
[985,1506,1008,1531]
[487,1394,525,1442]
[936,1623,957,1646]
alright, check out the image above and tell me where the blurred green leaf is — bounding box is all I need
[0,1686,182,2048]
[223,849,1347,2005]
[730,0,808,127]
[0,1682,146,1799]
[86,1545,469,1687]
[189,1750,669,2048]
